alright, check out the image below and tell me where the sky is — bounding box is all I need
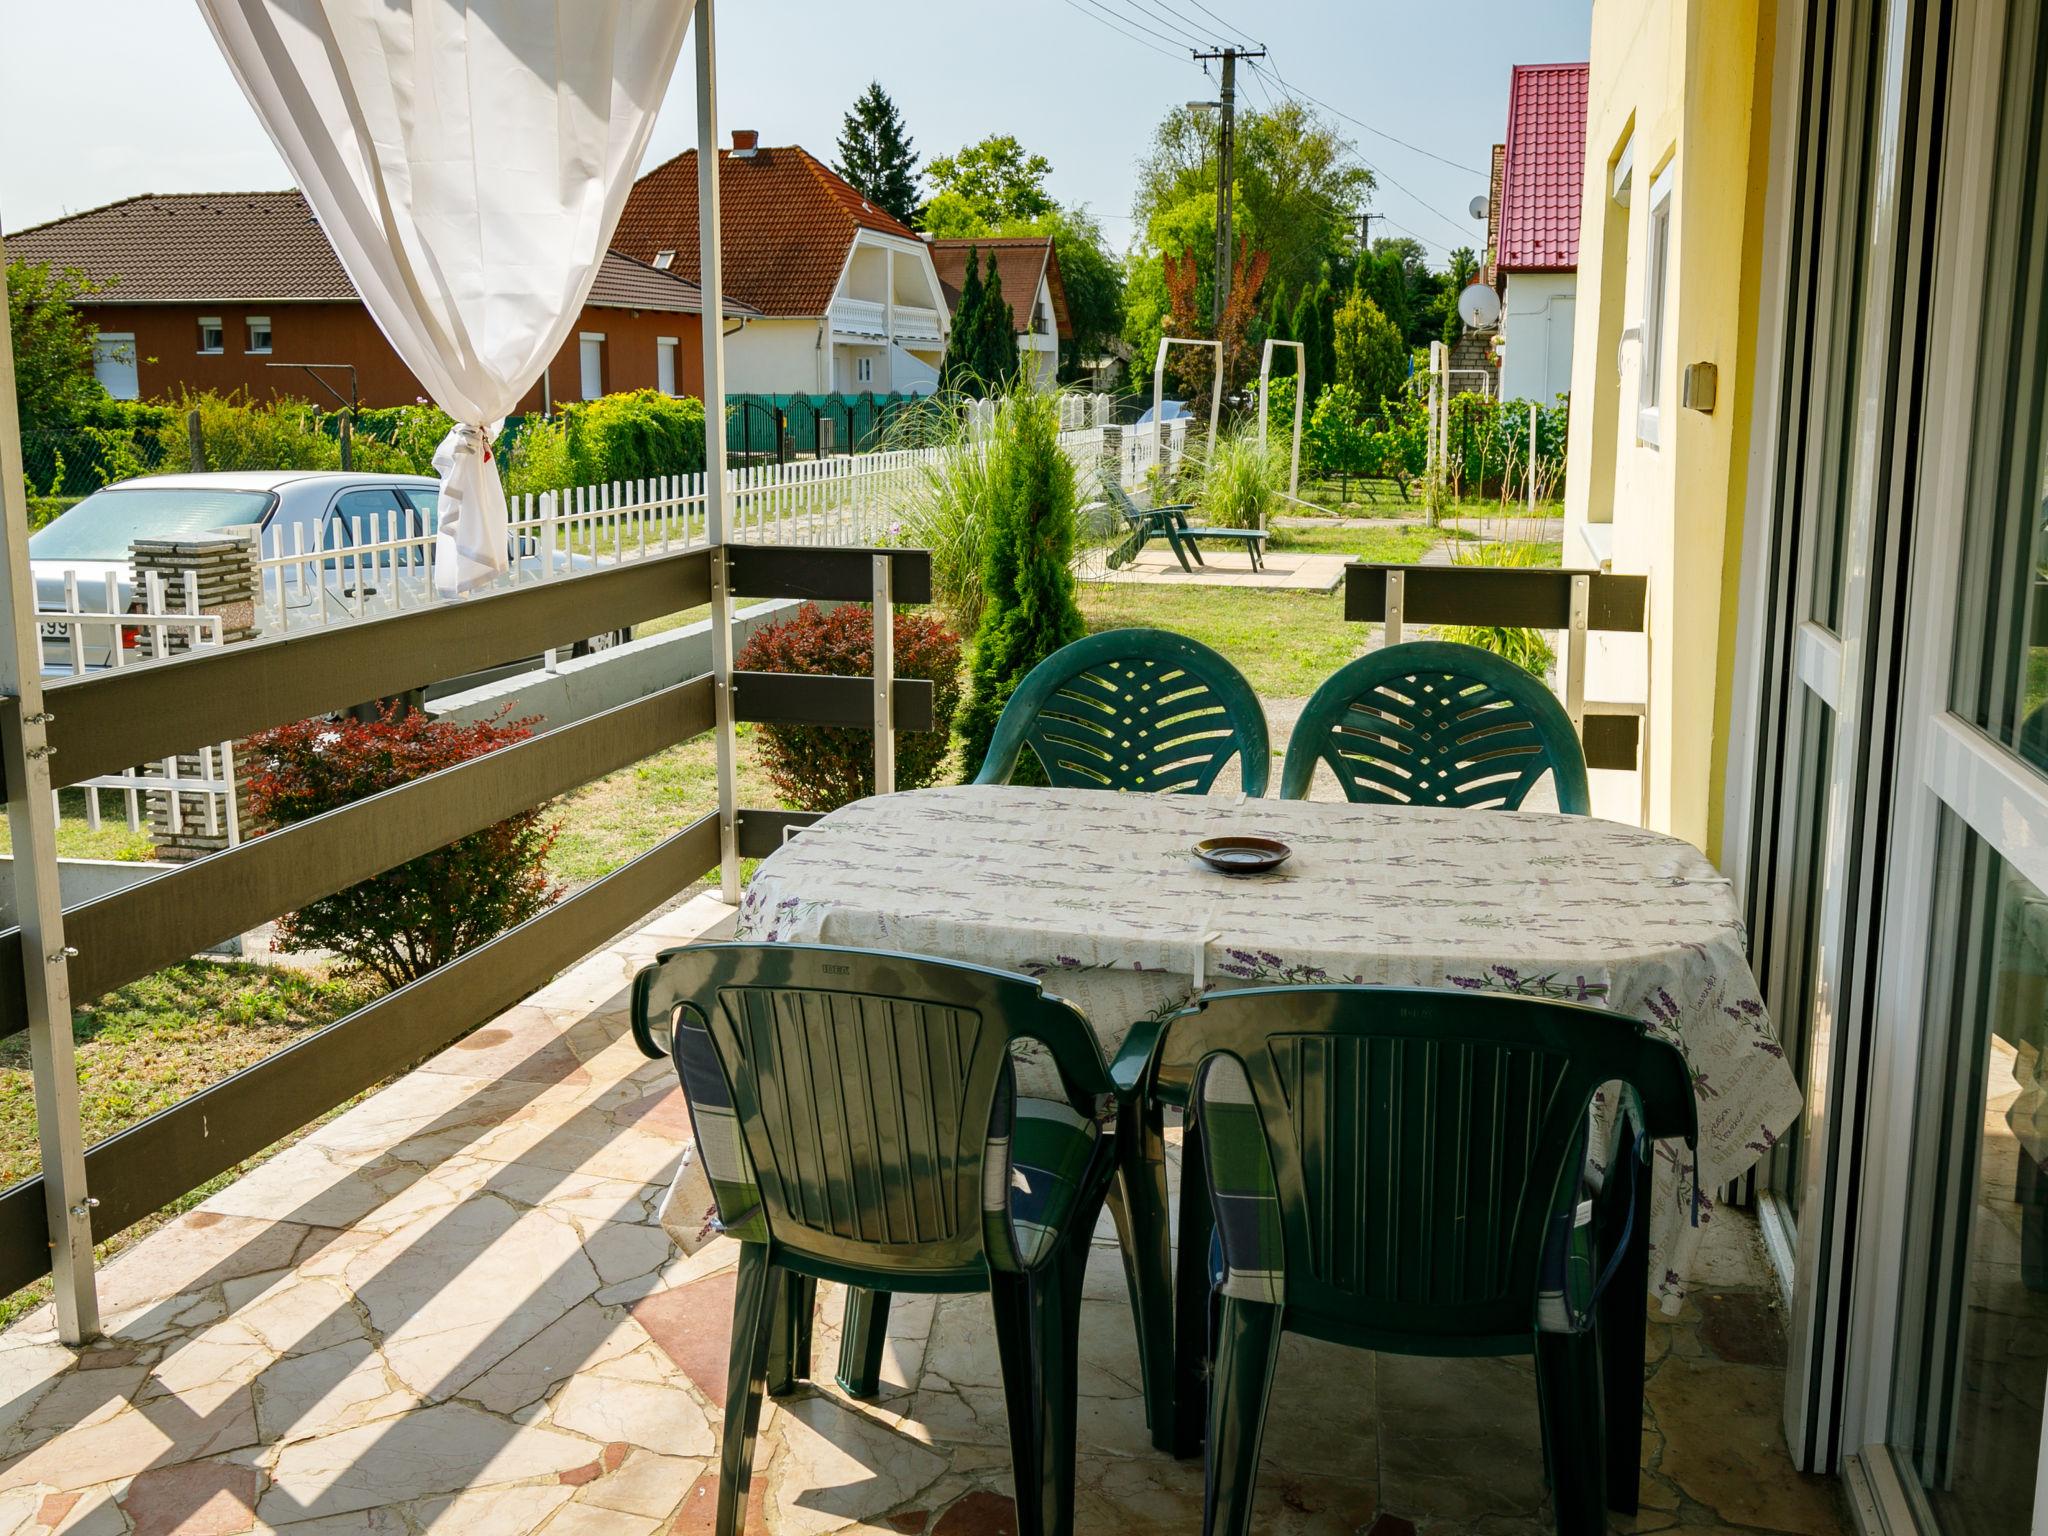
[0,1,1591,270]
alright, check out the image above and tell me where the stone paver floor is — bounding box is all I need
[1082,547,1349,592]
[0,896,1844,1535]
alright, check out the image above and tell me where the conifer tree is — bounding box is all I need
[958,391,1086,778]
[833,82,921,229]
[974,259,1019,390]
[940,249,986,394]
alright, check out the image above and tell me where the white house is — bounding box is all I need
[614,131,950,395]
[1492,62,1588,404]
[928,236,1070,390]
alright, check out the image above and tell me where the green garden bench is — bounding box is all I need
[1101,473,1269,573]
[1157,984,1697,1535]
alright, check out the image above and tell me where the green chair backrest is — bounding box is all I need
[1159,985,1695,1353]
[1098,469,1144,521]
[974,628,1271,795]
[633,943,1112,1288]
[1280,640,1591,813]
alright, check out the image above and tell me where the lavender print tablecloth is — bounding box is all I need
[736,785,1802,1308]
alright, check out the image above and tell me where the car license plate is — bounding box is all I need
[36,621,69,641]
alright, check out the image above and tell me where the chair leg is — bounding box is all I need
[990,1268,1069,1536]
[836,1288,893,1398]
[1107,1094,1178,1452]
[1173,1111,1216,1460]
[1597,1130,1651,1513]
[1534,1329,1608,1536]
[766,1270,815,1396]
[1163,528,1196,573]
[1203,1297,1284,1536]
[719,1244,779,1536]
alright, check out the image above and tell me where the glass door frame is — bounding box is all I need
[1725,0,1949,1479]
[1836,0,2048,1526]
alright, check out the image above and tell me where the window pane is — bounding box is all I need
[1891,814,2048,1531]
[1949,3,2048,768]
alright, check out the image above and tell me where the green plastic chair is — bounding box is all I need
[1100,471,1269,573]
[974,628,1271,796]
[1280,640,1591,813]
[632,943,1137,1536]
[1152,985,1697,1536]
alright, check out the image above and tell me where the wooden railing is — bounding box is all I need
[1343,561,1651,775]
[0,540,932,1307]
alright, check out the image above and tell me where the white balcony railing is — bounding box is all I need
[831,298,944,342]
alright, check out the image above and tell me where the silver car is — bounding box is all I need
[30,471,617,674]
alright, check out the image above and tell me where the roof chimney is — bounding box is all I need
[732,129,759,157]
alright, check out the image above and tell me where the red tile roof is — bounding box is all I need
[4,190,750,315]
[928,237,1069,335]
[1496,63,1588,273]
[614,145,921,318]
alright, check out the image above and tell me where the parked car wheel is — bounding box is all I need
[570,627,633,658]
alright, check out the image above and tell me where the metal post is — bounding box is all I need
[1152,336,1168,471]
[1528,400,1539,517]
[695,0,740,905]
[0,236,98,1342]
[1566,572,1590,732]
[1383,569,1405,647]
[872,554,894,797]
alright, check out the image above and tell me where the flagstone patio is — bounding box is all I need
[0,895,1848,1535]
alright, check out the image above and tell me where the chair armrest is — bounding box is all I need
[1109,1017,1167,1099]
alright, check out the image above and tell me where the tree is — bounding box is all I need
[958,390,1086,778]
[924,134,1054,230]
[7,260,105,428]
[833,82,920,229]
[1429,246,1482,345]
[1130,100,1371,331]
[940,249,987,394]
[1332,286,1407,408]
[973,258,1019,390]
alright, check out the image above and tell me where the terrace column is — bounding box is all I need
[696,0,741,904]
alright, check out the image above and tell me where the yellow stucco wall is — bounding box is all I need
[1565,0,1775,858]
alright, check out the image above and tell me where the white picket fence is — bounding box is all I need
[251,419,1186,638]
[38,568,241,845]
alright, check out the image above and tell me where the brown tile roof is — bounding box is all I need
[1496,63,1588,273]
[3,190,750,315]
[613,145,921,317]
[928,237,1069,335]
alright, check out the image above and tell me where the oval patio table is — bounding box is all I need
[729,784,1803,1465]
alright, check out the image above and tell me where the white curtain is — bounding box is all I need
[197,0,694,594]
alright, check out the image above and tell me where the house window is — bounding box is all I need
[656,336,679,395]
[197,317,224,354]
[856,356,873,384]
[92,334,138,400]
[246,315,271,354]
[652,249,676,270]
[579,333,604,399]
[1637,161,1674,447]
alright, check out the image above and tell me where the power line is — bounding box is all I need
[1172,0,1266,50]
[1071,0,1199,55]
[1052,0,1182,61]
[1113,0,1214,49]
[1253,60,1488,177]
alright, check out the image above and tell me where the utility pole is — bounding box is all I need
[1193,45,1264,329]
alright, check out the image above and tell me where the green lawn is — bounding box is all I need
[1076,583,1366,698]
[1275,523,1460,562]
[0,790,156,862]
[0,959,380,1329]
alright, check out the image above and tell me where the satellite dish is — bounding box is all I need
[1469,194,1489,220]
[1457,281,1501,330]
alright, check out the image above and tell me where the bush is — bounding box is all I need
[1196,429,1282,531]
[1440,540,1557,678]
[151,389,413,476]
[737,603,964,811]
[899,426,1001,636]
[247,708,563,986]
[958,389,1086,778]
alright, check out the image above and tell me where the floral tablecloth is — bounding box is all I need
[735,785,1803,1308]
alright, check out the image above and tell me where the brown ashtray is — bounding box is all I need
[1192,835,1292,875]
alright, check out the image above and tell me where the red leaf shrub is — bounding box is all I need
[247,708,564,987]
[737,603,963,812]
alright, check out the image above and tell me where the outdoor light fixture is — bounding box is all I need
[1187,100,1221,111]
[1682,362,1719,413]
